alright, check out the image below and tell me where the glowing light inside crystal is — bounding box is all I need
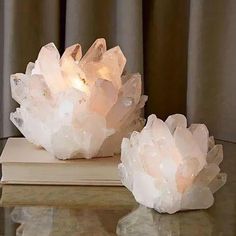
[10,39,147,159]
[71,76,89,94]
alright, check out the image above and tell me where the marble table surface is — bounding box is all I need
[0,138,235,236]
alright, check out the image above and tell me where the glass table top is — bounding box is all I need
[0,139,236,236]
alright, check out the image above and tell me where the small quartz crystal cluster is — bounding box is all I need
[10,39,147,159]
[119,114,227,214]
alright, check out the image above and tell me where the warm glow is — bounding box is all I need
[71,76,89,94]
[98,66,111,80]
[10,39,146,160]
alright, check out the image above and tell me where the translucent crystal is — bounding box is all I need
[10,39,147,159]
[194,163,220,186]
[208,136,215,150]
[89,79,118,116]
[122,97,134,107]
[80,38,106,65]
[206,144,223,165]
[208,173,227,193]
[165,113,187,134]
[10,73,28,104]
[106,73,142,129]
[25,62,35,75]
[181,186,214,210]
[119,114,226,214]
[32,43,67,94]
[189,124,209,155]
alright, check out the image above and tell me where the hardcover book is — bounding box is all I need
[0,138,121,186]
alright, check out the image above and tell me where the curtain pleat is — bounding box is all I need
[187,0,236,142]
[0,0,62,138]
[143,0,190,119]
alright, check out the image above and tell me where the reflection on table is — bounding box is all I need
[11,207,119,236]
[10,205,214,236]
[117,205,213,236]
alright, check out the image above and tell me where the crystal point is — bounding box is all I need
[206,144,223,165]
[208,172,227,193]
[165,113,187,134]
[80,38,106,65]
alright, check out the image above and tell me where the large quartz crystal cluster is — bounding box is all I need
[10,39,147,159]
[119,114,227,214]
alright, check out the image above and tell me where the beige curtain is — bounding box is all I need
[187,0,236,142]
[1,0,236,142]
[143,0,189,119]
[0,0,62,138]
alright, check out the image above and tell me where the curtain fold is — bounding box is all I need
[143,0,189,119]
[0,0,236,142]
[187,0,236,142]
[0,0,62,138]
